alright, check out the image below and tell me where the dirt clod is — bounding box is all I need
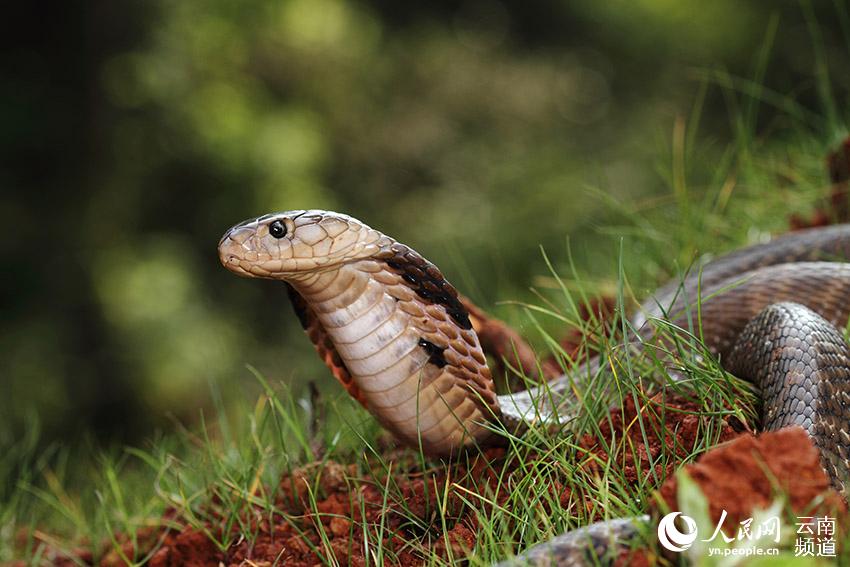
[658,426,846,530]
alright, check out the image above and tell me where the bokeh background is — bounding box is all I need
[3,0,849,449]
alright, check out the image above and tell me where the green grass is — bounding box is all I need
[5,39,850,565]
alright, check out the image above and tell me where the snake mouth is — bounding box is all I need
[217,226,283,279]
[218,240,282,279]
[217,230,340,280]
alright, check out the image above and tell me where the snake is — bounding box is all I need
[218,210,850,565]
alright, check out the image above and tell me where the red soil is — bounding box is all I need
[658,427,847,531]
[616,427,847,565]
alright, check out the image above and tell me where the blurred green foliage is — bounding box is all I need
[2,0,849,446]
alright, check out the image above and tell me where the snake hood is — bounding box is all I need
[219,209,501,455]
[219,210,390,279]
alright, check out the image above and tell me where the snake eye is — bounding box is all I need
[268,220,287,239]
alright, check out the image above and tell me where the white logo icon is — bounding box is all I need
[658,512,698,552]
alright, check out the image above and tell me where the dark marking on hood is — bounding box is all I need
[378,243,473,330]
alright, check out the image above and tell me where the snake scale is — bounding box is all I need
[219,210,850,565]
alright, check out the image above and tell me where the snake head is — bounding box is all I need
[218,210,388,280]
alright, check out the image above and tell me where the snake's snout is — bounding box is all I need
[218,220,269,276]
[218,232,251,277]
[220,248,241,269]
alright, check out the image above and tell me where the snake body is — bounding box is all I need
[219,210,850,564]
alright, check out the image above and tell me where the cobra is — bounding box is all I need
[219,210,850,563]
